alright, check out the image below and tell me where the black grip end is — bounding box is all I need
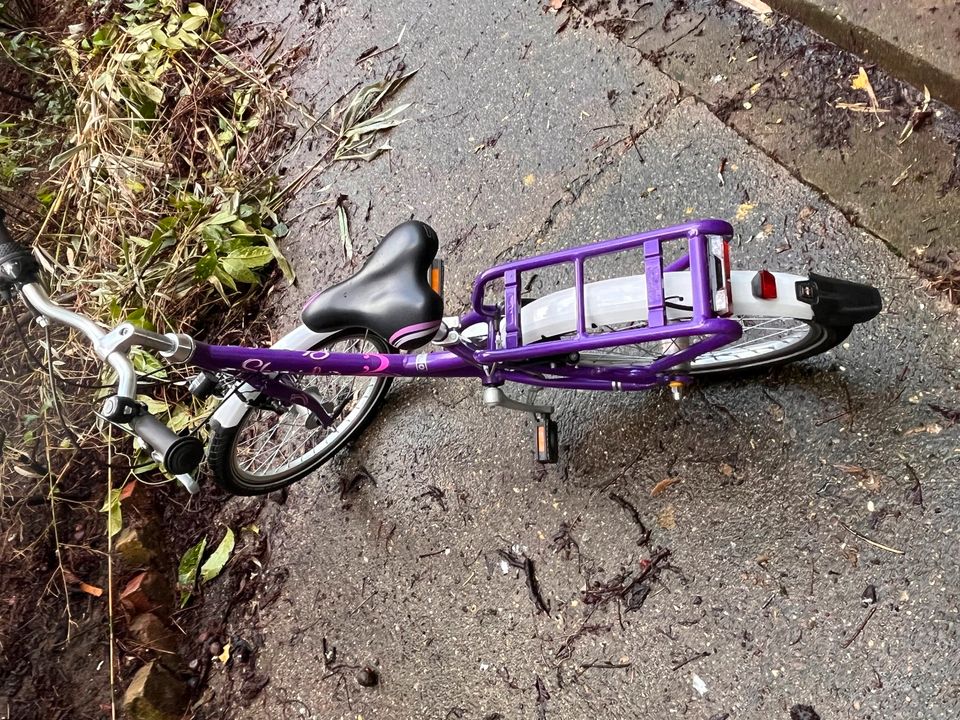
[164,436,206,475]
[128,411,205,475]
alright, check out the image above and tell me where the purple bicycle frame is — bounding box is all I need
[189,219,743,420]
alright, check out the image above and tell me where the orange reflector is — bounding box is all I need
[429,260,444,295]
[537,425,547,452]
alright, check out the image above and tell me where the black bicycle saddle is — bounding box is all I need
[301,221,444,350]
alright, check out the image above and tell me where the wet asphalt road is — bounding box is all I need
[203,1,960,718]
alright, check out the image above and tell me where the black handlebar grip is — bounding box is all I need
[128,412,205,475]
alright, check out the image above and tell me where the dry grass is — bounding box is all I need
[0,1,418,713]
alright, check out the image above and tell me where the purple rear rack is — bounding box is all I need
[466,218,742,368]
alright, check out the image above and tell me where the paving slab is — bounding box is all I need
[764,0,960,111]
[196,3,960,720]
[571,0,960,260]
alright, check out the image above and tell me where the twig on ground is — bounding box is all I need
[841,606,878,648]
[609,491,651,546]
[498,548,550,614]
[838,521,905,555]
[671,650,711,671]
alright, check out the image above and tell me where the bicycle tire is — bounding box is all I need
[573,317,852,377]
[208,329,393,495]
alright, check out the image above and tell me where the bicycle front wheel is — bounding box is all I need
[208,329,392,495]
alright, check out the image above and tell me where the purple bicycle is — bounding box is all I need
[0,212,881,495]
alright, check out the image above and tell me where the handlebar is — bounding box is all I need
[2,208,204,481]
[19,282,205,477]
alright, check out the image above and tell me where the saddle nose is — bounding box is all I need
[301,221,445,350]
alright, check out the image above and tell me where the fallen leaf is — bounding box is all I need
[337,197,352,261]
[732,0,772,16]
[898,85,932,145]
[523,173,536,187]
[851,67,877,103]
[835,464,882,492]
[549,0,564,8]
[657,505,676,529]
[177,537,207,607]
[218,642,231,664]
[850,66,883,125]
[119,481,137,501]
[904,422,942,436]
[749,82,761,95]
[650,477,681,497]
[12,465,43,478]
[80,582,103,598]
[735,202,756,221]
[835,463,865,474]
[200,528,235,584]
[719,462,735,477]
[891,161,916,188]
[835,101,890,114]
[100,489,122,538]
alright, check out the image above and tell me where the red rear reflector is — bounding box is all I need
[752,270,778,299]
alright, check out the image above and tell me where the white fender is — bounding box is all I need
[208,325,335,431]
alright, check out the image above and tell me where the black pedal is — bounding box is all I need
[535,416,559,464]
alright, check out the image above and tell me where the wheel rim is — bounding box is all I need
[577,316,815,369]
[230,333,382,485]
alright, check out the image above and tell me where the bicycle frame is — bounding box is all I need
[188,219,743,417]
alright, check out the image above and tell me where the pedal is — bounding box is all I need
[535,416,559,464]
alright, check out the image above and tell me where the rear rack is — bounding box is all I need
[468,218,740,367]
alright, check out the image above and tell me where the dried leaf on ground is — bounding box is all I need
[658,505,676,529]
[330,68,418,161]
[835,464,882,492]
[337,197,352,261]
[651,477,681,497]
[732,0,772,16]
[899,86,933,145]
[850,66,884,125]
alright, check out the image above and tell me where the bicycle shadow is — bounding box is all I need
[554,359,897,503]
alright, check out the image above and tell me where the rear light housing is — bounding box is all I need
[708,236,733,316]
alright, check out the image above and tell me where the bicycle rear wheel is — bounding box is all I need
[208,329,392,495]
[574,315,851,376]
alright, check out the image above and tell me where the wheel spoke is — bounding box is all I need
[228,333,385,485]
[573,315,812,370]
